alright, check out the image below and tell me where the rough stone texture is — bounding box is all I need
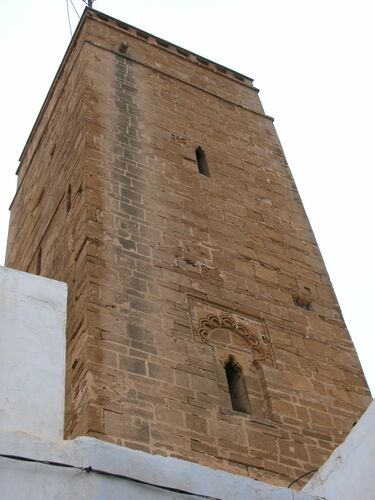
[5,9,371,488]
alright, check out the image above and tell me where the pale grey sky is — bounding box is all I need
[0,0,374,392]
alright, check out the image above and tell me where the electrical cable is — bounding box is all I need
[287,469,318,488]
[69,0,81,19]
[0,453,222,500]
[65,0,73,36]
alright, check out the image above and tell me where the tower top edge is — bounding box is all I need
[86,7,256,85]
[16,7,257,170]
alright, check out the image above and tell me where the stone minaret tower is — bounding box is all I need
[5,8,371,487]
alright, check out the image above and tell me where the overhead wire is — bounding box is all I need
[287,468,318,488]
[65,0,73,36]
[69,0,81,20]
[0,453,222,500]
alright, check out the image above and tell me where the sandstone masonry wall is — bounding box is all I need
[6,20,90,437]
[6,9,371,488]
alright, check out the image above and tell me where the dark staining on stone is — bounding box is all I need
[118,237,136,251]
[177,48,189,57]
[233,73,245,82]
[156,38,170,48]
[96,12,109,22]
[114,53,155,308]
[196,56,209,66]
[136,30,149,39]
[293,295,312,311]
[116,20,130,30]
[119,43,129,54]
[215,64,227,74]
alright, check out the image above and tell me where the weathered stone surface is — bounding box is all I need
[5,8,371,489]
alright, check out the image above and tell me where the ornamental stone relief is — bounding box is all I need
[197,313,272,365]
[188,297,274,367]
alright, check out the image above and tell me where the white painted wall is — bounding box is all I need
[0,266,67,440]
[303,399,375,500]
[0,431,323,500]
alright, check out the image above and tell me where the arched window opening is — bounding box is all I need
[225,356,251,413]
[195,146,210,177]
[66,184,72,214]
[36,247,42,276]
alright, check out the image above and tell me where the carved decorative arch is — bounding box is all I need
[197,313,270,364]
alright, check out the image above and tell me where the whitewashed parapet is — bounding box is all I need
[0,266,67,440]
[0,431,324,500]
[303,399,375,500]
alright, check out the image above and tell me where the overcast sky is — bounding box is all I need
[0,0,374,393]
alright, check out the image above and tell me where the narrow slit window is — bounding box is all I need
[66,184,72,213]
[36,248,42,275]
[195,146,210,177]
[225,356,251,414]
